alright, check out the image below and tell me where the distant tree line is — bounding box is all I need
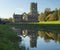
[0,8,60,23]
[38,8,60,22]
[0,18,13,24]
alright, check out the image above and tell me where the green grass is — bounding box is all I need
[38,21,60,24]
[0,24,22,50]
[14,21,60,24]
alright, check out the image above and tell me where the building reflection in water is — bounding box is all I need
[14,27,60,49]
[21,29,38,48]
[28,30,38,48]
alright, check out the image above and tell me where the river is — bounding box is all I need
[13,24,60,50]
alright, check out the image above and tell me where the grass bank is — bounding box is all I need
[38,21,60,24]
[13,22,60,34]
[13,21,60,25]
[0,24,22,50]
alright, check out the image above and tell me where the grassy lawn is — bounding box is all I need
[14,21,60,24]
[38,21,60,24]
[0,24,22,50]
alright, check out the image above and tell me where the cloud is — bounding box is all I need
[15,7,25,14]
[16,7,24,12]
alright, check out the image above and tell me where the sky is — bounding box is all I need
[0,0,60,18]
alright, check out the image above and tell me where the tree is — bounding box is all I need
[44,8,51,17]
[0,18,1,22]
[58,8,60,20]
[38,13,45,22]
[45,14,56,21]
[8,18,13,22]
[52,9,58,21]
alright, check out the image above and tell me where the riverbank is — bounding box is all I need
[0,24,22,50]
[12,22,60,34]
[38,21,60,24]
[13,21,60,25]
[1,22,60,50]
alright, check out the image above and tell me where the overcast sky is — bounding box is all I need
[0,0,60,18]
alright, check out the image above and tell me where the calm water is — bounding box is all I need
[13,25,60,50]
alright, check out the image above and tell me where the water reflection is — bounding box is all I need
[38,31,60,43]
[13,26,60,50]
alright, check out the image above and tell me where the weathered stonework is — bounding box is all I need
[13,2,38,22]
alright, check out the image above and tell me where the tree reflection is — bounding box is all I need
[38,31,60,43]
[14,26,60,49]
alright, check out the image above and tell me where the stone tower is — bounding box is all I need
[13,2,38,22]
[30,2,38,15]
[29,2,38,22]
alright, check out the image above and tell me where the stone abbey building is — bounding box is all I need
[13,2,38,22]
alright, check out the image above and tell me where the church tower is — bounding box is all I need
[30,2,38,15]
[29,2,38,22]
